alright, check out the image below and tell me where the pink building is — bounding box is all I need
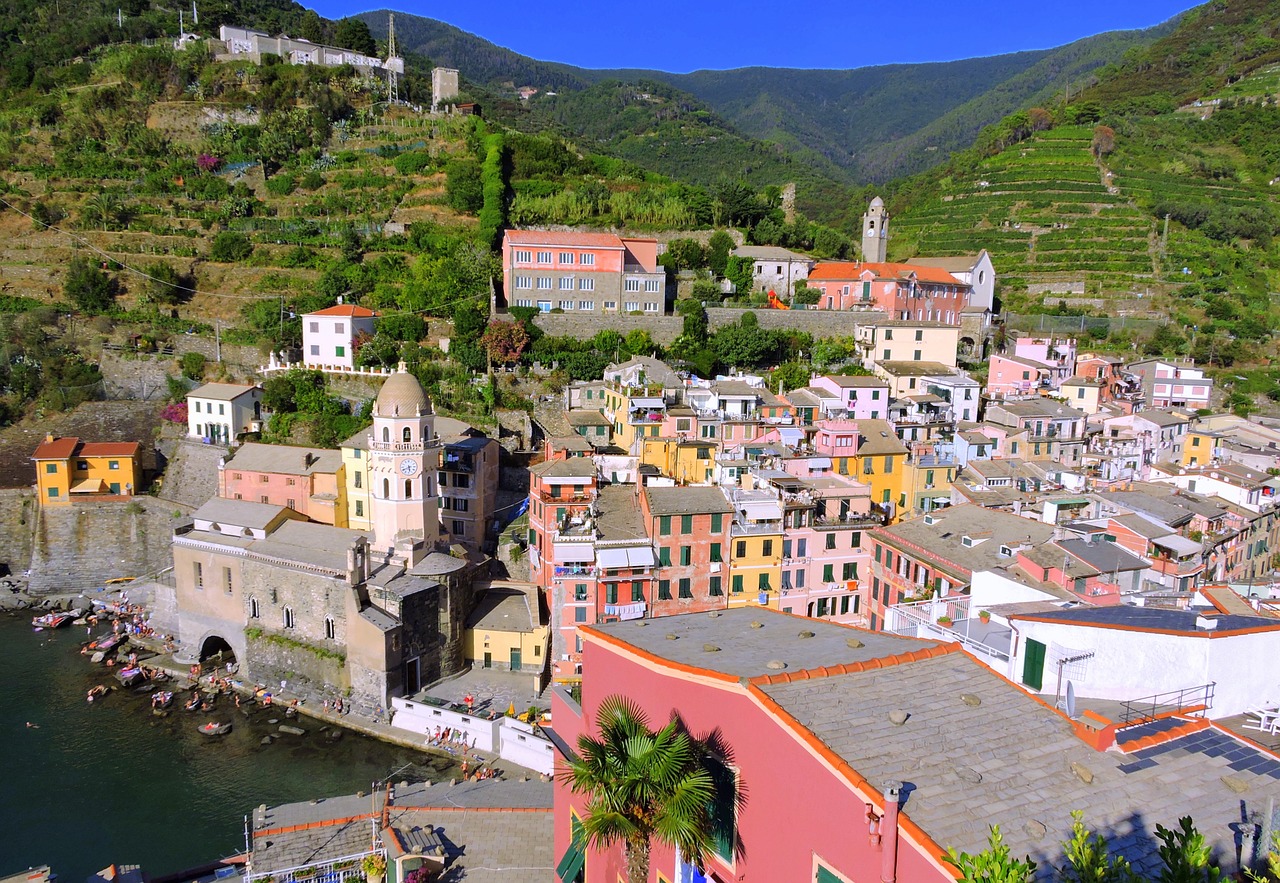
[1125,358,1214,410]
[551,607,1268,883]
[501,230,665,315]
[805,261,970,323]
[218,442,346,526]
[807,375,890,420]
[986,352,1054,399]
[639,485,734,618]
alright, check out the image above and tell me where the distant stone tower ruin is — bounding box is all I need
[861,196,889,263]
[781,182,796,224]
[431,67,459,113]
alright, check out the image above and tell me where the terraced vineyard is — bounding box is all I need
[890,125,1157,305]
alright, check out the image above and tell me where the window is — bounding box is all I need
[605,584,617,604]
[644,302,660,312]
[823,563,834,582]
[711,513,723,533]
[355,500,363,517]
[843,562,857,580]
[309,321,319,333]
[632,582,644,602]
[659,547,671,566]
[913,350,922,361]
[536,277,553,290]
[681,515,693,533]
[334,323,345,335]
[731,574,743,593]
[559,300,574,310]
[762,539,773,557]
[707,756,737,863]
[884,330,893,340]
[109,460,120,471]
[310,344,320,356]
[883,349,891,360]
[710,543,722,563]
[514,276,533,289]
[559,277,574,290]
[578,278,595,291]
[324,617,336,640]
[579,253,595,266]
[679,578,692,599]
[826,533,836,550]
[645,279,661,293]
[578,301,594,311]
[45,463,57,474]
[680,546,691,566]
[659,516,671,536]
[883,456,894,474]
[513,250,532,263]
[249,597,260,619]
[658,580,671,600]
[223,566,233,594]
[283,606,295,629]
[559,252,574,264]
[915,329,924,341]
[735,540,746,559]
[382,478,389,498]
[625,278,641,292]
[574,607,587,623]
[624,302,640,312]
[194,562,204,588]
[573,583,589,601]
[452,519,465,534]
[709,576,722,596]
[335,346,345,357]
[536,251,552,264]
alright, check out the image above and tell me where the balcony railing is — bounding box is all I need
[246,847,384,883]
[536,488,594,504]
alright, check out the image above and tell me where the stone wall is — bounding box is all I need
[530,307,871,345]
[0,489,38,578]
[246,631,349,693]
[24,497,185,593]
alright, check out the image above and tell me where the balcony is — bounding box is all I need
[629,409,667,424]
[441,453,475,472]
[885,598,1011,664]
[536,488,594,504]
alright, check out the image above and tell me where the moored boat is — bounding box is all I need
[32,612,74,630]
[184,692,204,712]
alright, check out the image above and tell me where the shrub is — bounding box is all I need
[209,231,253,262]
[180,351,206,380]
[64,256,119,313]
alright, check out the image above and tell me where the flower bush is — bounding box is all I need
[160,402,188,423]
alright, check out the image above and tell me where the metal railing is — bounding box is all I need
[1118,683,1215,726]
[246,847,384,883]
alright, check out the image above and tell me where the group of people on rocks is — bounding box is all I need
[458,759,497,781]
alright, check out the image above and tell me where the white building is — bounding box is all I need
[187,382,263,444]
[302,305,378,371]
[731,245,814,296]
[1148,461,1279,513]
[1126,359,1214,410]
[911,250,996,313]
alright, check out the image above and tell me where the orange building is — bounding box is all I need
[33,435,142,504]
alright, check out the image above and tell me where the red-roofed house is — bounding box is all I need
[805,261,970,324]
[302,304,378,370]
[501,230,666,315]
[33,434,142,504]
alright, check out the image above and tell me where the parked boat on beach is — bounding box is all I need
[199,720,232,736]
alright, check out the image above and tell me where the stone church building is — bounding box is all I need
[171,366,482,704]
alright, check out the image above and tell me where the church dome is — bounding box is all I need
[375,363,432,418]
[868,196,884,209]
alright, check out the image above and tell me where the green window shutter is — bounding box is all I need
[605,584,617,604]
[708,757,736,862]
[680,546,691,566]
[659,546,671,566]
[681,514,693,533]
[711,513,723,533]
[816,866,843,883]
[659,516,671,536]
[710,543,722,563]
[731,574,743,592]
[631,583,644,602]
[823,564,834,582]
[679,578,692,598]
[709,576,722,596]
[658,580,671,600]
[1022,639,1047,691]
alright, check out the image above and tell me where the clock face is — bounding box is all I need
[398,458,419,477]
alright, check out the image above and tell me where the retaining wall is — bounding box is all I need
[530,307,871,345]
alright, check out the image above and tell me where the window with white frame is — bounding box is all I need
[559,277,574,290]
[644,302,659,312]
[536,277,553,290]
[603,301,616,310]
[558,252,574,264]
[625,278,641,292]
[559,300,574,310]
[514,276,533,289]
[624,301,640,312]
[580,253,595,266]
[514,298,533,308]
[578,301,594,311]
[578,278,594,291]
[645,279,661,292]
[536,251,552,263]
[513,249,532,263]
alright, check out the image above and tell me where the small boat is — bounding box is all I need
[152,691,174,710]
[199,720,232,736]
[185,693,204,712]
[117,666,145,687]
[32,612,74,630]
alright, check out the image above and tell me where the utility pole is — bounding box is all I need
[215,319,222,363]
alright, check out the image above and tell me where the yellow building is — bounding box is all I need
[1182,429,1224,468]
[845,419,911,519]
[463,585,549,680]
[725,490,784,607]
[33,435,142,505]
[639,438,718,485]
[902,456,957,516]
[339,428,373,530]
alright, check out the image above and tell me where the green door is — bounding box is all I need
[1022,639,1047,691]
[510,648,522,671]
[483,652,492,669]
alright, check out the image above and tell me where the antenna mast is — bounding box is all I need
[387,13,399,104]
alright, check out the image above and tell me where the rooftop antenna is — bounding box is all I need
[387,13,399,104]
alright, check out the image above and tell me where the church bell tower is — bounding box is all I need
[861,196,889,263]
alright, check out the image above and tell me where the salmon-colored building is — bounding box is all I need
[501,230,665,315]
[639,485,734,617]
[218,442,347,526]
[552,606,1277,883]
[805,261,970,324]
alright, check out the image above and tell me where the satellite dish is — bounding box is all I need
[1065,681,1077,719]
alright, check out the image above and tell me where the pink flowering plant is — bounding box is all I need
[196,154,222,173]
[161,402,188,423]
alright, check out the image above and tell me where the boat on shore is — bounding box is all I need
[199,720,232,736]
[32,612,75,630]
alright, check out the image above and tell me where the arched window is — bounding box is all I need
[283,606,295,629]
[422,425,429,442]
[249,597,260,619]
[324,617,336,640]
[403,427,412,442]
[404,479,412,498]
[382,426,390,443]
[382,478,389,498]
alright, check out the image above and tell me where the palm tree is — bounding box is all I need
[560,695,717,883]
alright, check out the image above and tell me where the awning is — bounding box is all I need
[778,428,804,445]
[740,500,782,520]
[596,547,656,569]
[631,397,665,408]
[808,457,833,469]
[626,547,655,567]
[1153,534,1203,557]
[553,543,595,564]
[70,479,107,494]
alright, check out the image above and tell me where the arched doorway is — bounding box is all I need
[199,634,236,670]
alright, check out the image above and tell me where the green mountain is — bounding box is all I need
[361,10,1173,185]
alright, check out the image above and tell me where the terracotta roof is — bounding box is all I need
[32,436,80,460]
[503,230,628,249]
[78,442,140,457]
[808,261,965,286]
[306,304,377,318]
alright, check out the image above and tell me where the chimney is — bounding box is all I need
[1196,615,1218,631]
[881,782,903,883]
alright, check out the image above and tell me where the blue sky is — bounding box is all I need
[308,0,1199,73]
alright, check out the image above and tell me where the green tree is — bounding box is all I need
[1155,817,1219,883]
[1061,811,1139,883]
[945,825,1036,883]
[209,231,254,262]
[142,262,192,306]
[771,362,809,393]
[707,230,735,277]
[64,256,119,313]
[480,320,530,366]
[560,695,716,883]
[333,17,376,55]
[676,298,708,341]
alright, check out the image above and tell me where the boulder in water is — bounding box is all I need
[279,725,306,736]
